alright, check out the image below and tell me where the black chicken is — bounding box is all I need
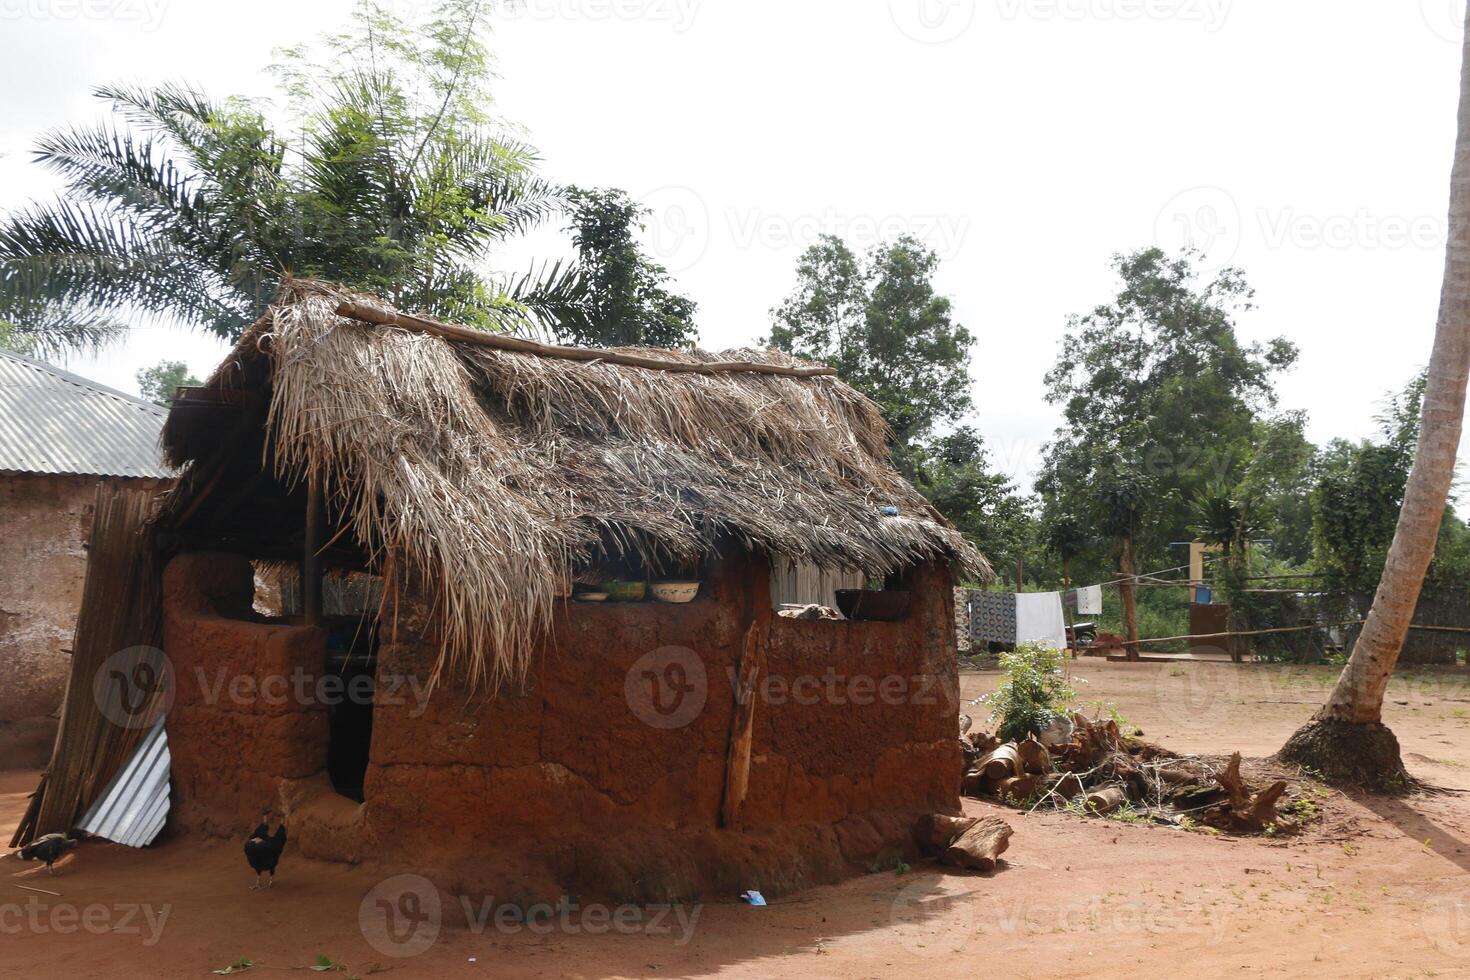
[18,833,78,875]
[243,810,287,890]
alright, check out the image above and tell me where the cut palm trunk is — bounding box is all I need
[977,744,1023,781]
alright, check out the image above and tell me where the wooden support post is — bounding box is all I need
[303,474,324,626]
[720,622,767,830]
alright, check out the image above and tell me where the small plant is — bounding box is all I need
[867,847,909,875]
[1085,699,1133,732]
[984,642,1077,742]
[1281,796,1322,823]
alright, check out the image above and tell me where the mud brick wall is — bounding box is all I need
[162,549,962,901]
[163,553,329,838]
[0,473,163,768]
[366,551,961,898]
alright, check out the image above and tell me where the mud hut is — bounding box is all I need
[154,280,988,900]
[0,349,171,766]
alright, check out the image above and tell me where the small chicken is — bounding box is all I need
[243,809,287,890]
[18,833,78,876]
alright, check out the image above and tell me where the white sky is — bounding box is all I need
[1,0,1466,490]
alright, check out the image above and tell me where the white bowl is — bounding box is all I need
[651,581,700,603]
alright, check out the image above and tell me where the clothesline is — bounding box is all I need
[1064,562,1193,592]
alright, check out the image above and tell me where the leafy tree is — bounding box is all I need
[0,0,584,354]
[0,320,38,357]
[767,235,974,471]
[136,360,201,406]
[910,427,1034,582]
[1238,412,1316,566]
[561,187,696,348]
[1311,439,1413,600]
[1037,248,1296,638]
[1042,511,1091,587]
[1093,453,1161,651]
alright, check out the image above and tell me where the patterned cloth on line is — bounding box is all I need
[969,591,1017,646]
[1075,584,1103,617]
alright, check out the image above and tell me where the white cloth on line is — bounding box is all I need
[1076,584,1103,617]
[1015,591,1068,651]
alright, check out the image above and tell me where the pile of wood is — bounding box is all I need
[960,714,1294,833]
[918,813,1014,872]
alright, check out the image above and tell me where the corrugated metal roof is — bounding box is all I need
[78,717,171,848]
[0,348,171,478]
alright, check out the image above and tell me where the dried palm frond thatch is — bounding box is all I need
[164,280,989,692]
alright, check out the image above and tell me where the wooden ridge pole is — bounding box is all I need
[334,300,839,379]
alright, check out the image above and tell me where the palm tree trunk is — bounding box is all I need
[1281,5,1470,790]
[1119,531,1139,660]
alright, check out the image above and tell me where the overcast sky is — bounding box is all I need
[1,0,1465,489]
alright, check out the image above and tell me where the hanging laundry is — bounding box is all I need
[1015,592,1068,651]
[969,591,1017,646]
[1075,584,1103,617]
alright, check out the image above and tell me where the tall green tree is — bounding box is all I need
[136,360,201,406]
[562,187,696,348]
[767,235,975,471]
[909,426,1034,582]
[1037,247,1296,617]
[0,0,584,354]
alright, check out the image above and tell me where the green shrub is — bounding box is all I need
[984,642,1076,742]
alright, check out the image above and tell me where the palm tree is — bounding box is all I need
[1279,6,1470,791]
[0,1,585,355]
[1188,481,1255,662]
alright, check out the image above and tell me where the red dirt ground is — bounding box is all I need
[7,660,1470,978]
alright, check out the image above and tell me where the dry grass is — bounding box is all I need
[174,280,989,691]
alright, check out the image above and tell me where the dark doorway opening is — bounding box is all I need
[325,624,376,802]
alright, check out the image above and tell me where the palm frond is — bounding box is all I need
[0,298,126,361]
[0,199,255,337]
[93,82,221,159]
[33,123,205,231]
[492,259,589,337]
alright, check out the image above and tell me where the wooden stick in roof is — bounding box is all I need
[334,300,839,379]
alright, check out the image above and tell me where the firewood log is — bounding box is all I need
[977,744,1023,781]
[1017,735,1051,774]
[1085,785,1128,814]
[962,770,986,796]
[1044,771,1085,800]
[996,774,1037,801]
[920,813,978,849]
[942,815,1014,872]
[968,731,1001,755]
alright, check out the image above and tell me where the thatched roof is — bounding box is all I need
[161,280,988,690]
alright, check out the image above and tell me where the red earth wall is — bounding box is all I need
[162,550,962,902]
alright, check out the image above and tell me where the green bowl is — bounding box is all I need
[603,580,647,601]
